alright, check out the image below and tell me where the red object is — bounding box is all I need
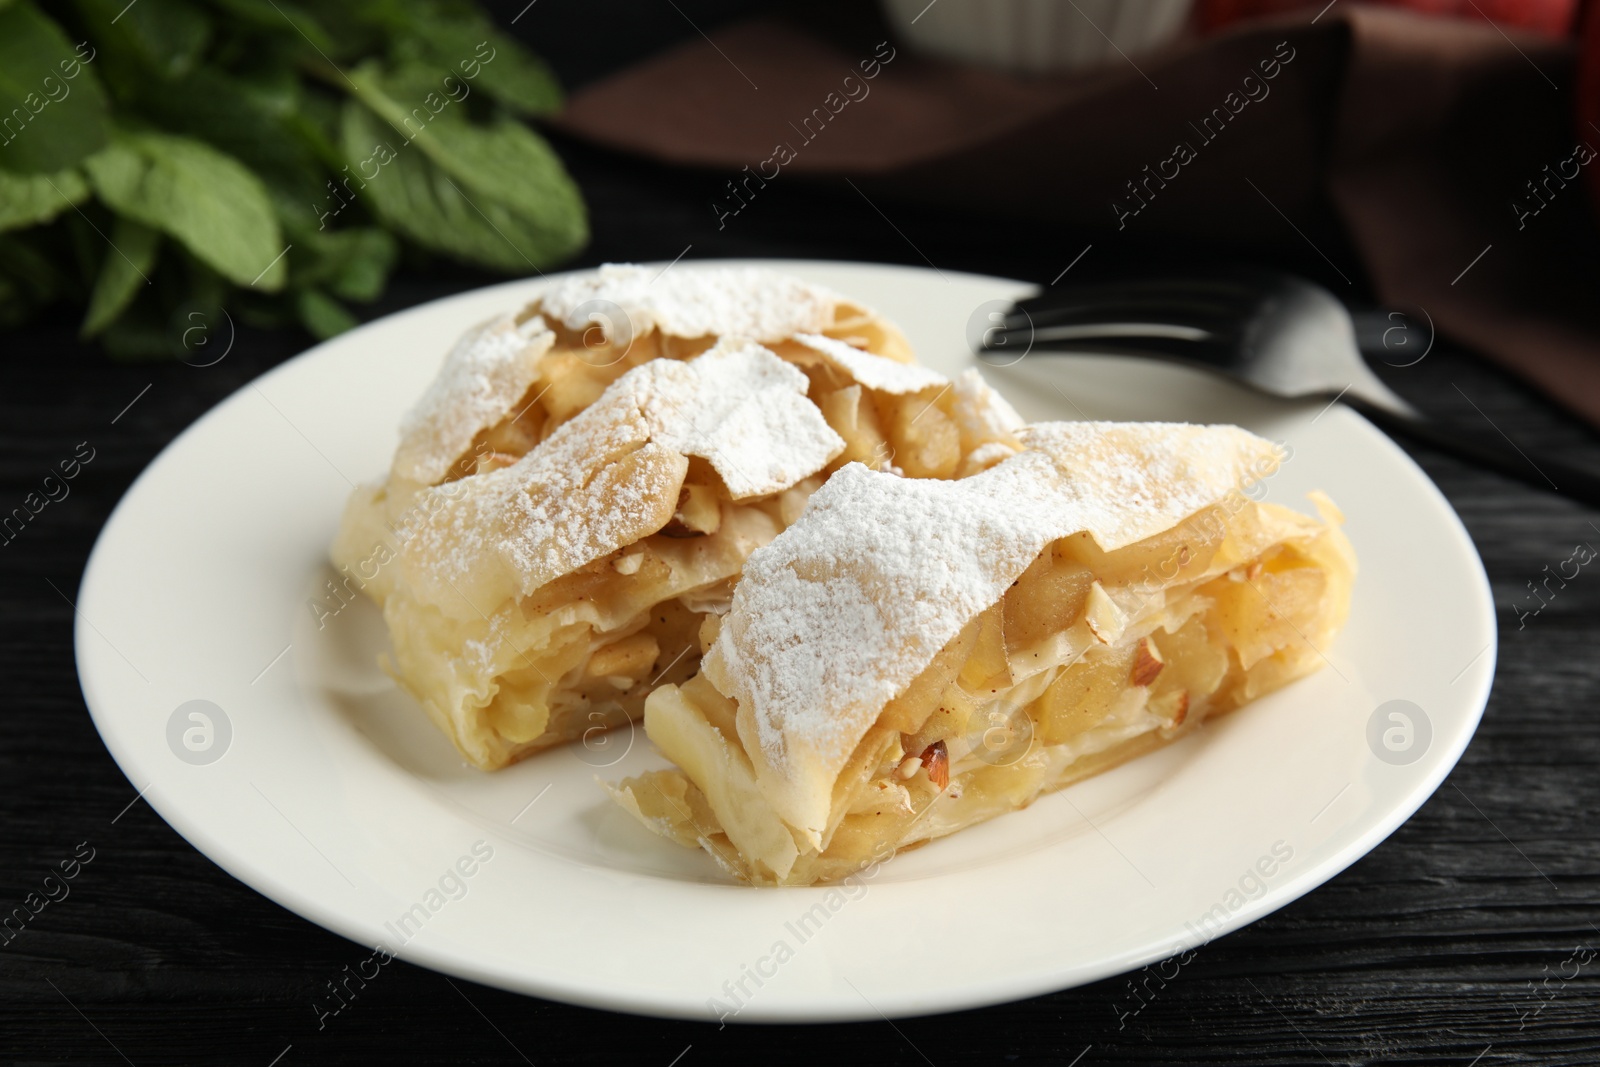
[1196,0,1578,36]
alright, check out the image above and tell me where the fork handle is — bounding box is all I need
[1343,396,1600,510]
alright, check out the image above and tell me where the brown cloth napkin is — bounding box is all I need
[554,6,1600,428]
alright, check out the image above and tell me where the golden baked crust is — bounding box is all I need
[611,422,1356,885]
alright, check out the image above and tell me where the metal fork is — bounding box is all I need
[978,265,1600,509]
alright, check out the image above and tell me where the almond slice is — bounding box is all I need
[921,739,950,790]
[1130,637,1165,687]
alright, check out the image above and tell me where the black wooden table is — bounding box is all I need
[4,6,1599,1064]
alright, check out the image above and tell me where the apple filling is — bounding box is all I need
[338,359,1022,771]
[613,494,1354,885]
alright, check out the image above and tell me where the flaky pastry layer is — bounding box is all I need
[329,266,1022,769]
[611,426,1355,884]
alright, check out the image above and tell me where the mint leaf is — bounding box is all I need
[288,225,397,302]
[296,287,358,339]
[471,31,563,115]
[0,166,89,231]
[201,0,335,53]
[0,0,585,342]
[277,3,392,61]
[410,119,586,268]
[129,66,324,200]
[0,2,111,173]
[81,215,157,336]
[340,67,585,272]
[402,9,562,116]
[84,130,287,290]
[72,0,212,80]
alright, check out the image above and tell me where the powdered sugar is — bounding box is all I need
[1017,422,1272,540]
[707,421,1282,833]
[397,340,844,613]
[961,440,1018,473]
[537,264,842,343]
[652,341,844,498]
[791,332,947,394]
[952,368,1024,441]
[393,313,554,484]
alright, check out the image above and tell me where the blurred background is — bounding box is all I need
[7,0,1600,437]
[4,0,1596,387]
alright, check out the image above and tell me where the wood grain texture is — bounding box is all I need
[2,7,1598,1061]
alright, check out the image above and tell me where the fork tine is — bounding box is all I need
[978,329,1256,381]
[1017,285,1258,318]
[1004,266,1282,342]
[1015,269,1275,318]
[1007,297,1247,335]
[982,323,1217,348]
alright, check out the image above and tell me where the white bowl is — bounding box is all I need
[882,0,1193,74]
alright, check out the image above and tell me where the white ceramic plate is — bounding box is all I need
[77,260,1495,1022]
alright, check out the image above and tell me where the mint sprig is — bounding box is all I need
[0,0,587,356]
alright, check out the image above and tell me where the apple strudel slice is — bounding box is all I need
[330,267,1024,771]
[610,421,1356,885]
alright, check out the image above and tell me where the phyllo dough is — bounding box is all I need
[330,265,1024,770]
[611,422,1356,885]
